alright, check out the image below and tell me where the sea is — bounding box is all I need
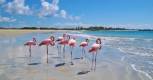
[0,30,153,80]
[83,30,153,80]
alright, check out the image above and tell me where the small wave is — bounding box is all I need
[131,64,153,80]
[148,61,153,65]
[117,47,153,57]
[68,33,97,39]
[121,56,126,61]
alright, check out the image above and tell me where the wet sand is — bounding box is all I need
[0,45,150,80]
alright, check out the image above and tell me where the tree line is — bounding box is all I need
[0,26,153,31]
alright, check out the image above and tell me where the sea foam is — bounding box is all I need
[131,64,153,80]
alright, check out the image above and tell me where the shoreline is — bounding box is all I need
[0,29,78,37]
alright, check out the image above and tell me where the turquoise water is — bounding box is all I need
[83,30,153,80]
[83,30,153,39]
[0,30,153,80]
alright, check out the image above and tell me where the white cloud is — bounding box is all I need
[2,0,80,21]
[0,0,5,4]
[60,10,67,18]
[39,0,80,20]
[68,15,80,20]
[53,22,94,28]
[5,0,32,15]
[0,16,16,22]
[38,0,59,17]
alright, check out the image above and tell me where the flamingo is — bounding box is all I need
[58,34,69,59]
[68,36,76,65]
[56,34,66,58]
[80,38,89,59]
[24,37,37,57]
[89,38,102,71]
[39,36,55,63]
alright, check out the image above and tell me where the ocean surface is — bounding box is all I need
[0,30,153,80]
[83,30,153,80]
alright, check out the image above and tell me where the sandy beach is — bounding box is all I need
[0,29,75,37]
[0,30,152,80]
[0,45,147,80]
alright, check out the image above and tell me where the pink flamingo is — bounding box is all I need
[89,38,102,71]
[56,34,66,58]
[80,38,89,59]
[68,36,76,65]
[58,34,69,59]
[24,37,37,57]
[39,36,55,63]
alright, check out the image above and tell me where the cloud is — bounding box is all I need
[60,10,67,18]
[39,0,80,20]
[2,0,80,21]
[68,15,80,21]
[38,0,59,17]
[53,22,94,28]
[0,16,16,22]
[0,0,5,4]
[5,0,32,15]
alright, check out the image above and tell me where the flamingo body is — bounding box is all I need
[39,36,55,63]
[89,38,102,71]
[24,38,36,57]
[56,34,69,60]
[68,39,76,47]
[89,43,101,53]
[80,42,88,47]
[39,39,52,46]
[24,38,36,46]
[24,40,36,46]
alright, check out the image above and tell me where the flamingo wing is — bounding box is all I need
[24,41,36,46]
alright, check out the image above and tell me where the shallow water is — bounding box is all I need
[0,31,153,80]
[83,30,153,80]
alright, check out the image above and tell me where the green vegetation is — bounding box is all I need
[0,26,153,31]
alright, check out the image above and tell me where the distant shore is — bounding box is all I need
[0,29,77,37]
[1,29,153,37]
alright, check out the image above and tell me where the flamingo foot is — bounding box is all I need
[70,62,74,65]
[77,70,90,75]
[81,57,83,59]
[55,63,65,67]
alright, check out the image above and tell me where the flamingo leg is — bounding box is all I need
[57,45,59,57]
[83,48,86,59]
[94,52,98,71]
[91,53,94,71]
[59,45,62,58]
[70,46,74,65]
[57,45,61,58]
[46,45,48,63]
[63,45,65,59]
[29,45,32,57]
[81,48,83,59]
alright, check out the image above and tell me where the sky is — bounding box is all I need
[0,0,153,29]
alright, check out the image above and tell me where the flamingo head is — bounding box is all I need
[50,36,55,41]
[96,38,101,44]
[67,35,71,40]
[63,33,67,38]
[33,37,36,42]
[85,38,89,43]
